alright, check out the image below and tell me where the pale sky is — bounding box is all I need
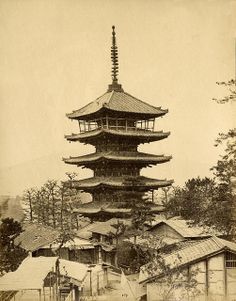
[0,0,235,196]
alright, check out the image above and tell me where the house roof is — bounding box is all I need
[63,152,172,166]
[41,237,94,250]
[66,91,167,120]
[76,223,95,240]
[59,259,88,283]
[0,257,58,291]
[139,237,236,283]
[90,223,117,236]
[15,223,60,252]
[89,218,132,236]
[69,176,173,191]
[147,218,219,238]
[65,129,170,143]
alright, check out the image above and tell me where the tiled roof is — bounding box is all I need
[73,201,165,216]
[76,223,96,240]
[0,257,58,290]
[65,129,170,143]
[41,237,94,250]
[59,259,88,283]
[15,223,60,252]
[90,223,116,236]
[67,91,167,119]
[63,151,172,166]
[89,218,132,236]
[147,218,220,238]
[139,237,236,283]
[69,176,173,190]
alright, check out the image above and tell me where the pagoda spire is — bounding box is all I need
[108,26,124,92]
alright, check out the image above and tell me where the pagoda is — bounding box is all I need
[64,26,173,221]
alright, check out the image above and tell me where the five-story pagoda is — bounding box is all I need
[64,26,173,221]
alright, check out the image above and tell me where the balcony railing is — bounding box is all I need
[78,117,155,133]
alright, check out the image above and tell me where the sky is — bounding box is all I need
[0,0,235,196]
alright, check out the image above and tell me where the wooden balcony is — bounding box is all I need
[78,117,155,133]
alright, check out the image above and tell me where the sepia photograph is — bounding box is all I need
[0,0,236,300]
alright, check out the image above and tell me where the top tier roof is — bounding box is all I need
[67,90,168,120]
[67,26,168,120]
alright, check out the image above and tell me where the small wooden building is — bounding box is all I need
[139,237,236,301]
[146,217,221,244]
[0,256,108,301]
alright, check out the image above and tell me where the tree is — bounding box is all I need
[166,177,218,226]
[212,79,236,103]
[212,78,236,237]
[44,180,59,228]
[23,188,36,222]
[108,220,127,267]
[22,173,81,231]
[0,218,27,274]
[116,240,148,273]
[140,234,200,301]
[210,129,236,237]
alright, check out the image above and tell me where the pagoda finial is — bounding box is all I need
[108,26,123,92]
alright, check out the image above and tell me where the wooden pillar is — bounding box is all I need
[106,116,108,129]
[74,286,80,301]
[43,287,46,301]
[89,269,93,296]
[224,253,228,300]
[39,289,42,301]
[97,272,100,295]
[104,267,108,287]
[98,245,102,264]
[205,258,209,300]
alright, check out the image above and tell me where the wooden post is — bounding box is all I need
[106,116,108,129]
[74,286,80,301]
[89,269,92,296]
[224,253,228,300]
[43,287,46,301]
[97,272,100,295]
[205,258,209,299]
[39,289,42,301]
[104,267,108,287]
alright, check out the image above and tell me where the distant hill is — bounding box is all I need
[0,195,24,222]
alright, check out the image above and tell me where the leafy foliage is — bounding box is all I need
[0,218,27,275]
[139,234,201,301]
[23,174,82,231]
[116,240,148,273]
[166,178,217,226]
[212,79,236,103]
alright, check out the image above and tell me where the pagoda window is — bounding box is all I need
[135,119,155,131]
[117,119,126,129]
[108,118,116,129]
